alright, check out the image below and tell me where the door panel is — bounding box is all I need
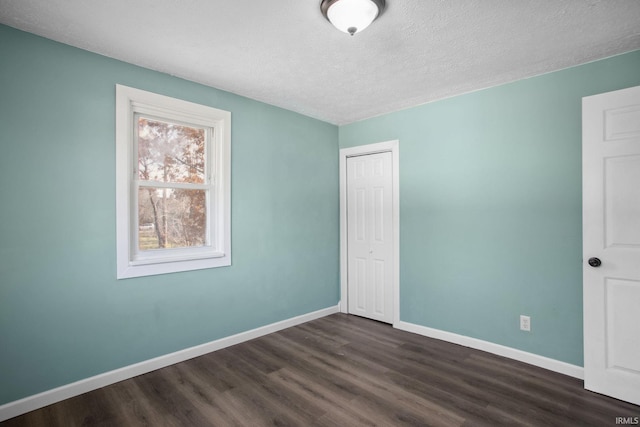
[605,278,640,373]
[604,155,640,247]
[583,85,640,405]
[347,152,394,323]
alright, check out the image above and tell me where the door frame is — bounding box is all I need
[339,140,400,326]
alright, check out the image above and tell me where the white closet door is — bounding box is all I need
[347,152,394,324]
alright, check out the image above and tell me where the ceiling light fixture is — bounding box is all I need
[320,0,386,36]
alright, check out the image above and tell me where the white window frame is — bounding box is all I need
[116,84,231,279]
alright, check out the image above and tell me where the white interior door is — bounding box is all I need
[583,85,640,405]
[347,152,394,323]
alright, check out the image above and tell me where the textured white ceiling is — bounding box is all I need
[1,0,639,125]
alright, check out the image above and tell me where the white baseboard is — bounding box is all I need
[395,321,584,379]
[0,304,339,423]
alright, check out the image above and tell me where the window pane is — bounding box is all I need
[138,187,207,250]
[137,117,206,184]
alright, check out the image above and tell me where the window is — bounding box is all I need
[116,85,231,278]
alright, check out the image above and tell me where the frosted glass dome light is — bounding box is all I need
[321,0,386,36]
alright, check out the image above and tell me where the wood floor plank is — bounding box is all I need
[2,313,639,426]
[100,380,172,427]
[161,363,246,426]
[132,369,213,426]
[267,368,377,426]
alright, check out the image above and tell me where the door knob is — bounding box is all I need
[588,257,602,267]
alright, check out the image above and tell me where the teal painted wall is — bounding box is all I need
[340,50,640,366]
[0,25,339,405]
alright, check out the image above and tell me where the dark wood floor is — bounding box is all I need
[2,313,638,426]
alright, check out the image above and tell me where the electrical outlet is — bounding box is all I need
[520,315,531,332]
